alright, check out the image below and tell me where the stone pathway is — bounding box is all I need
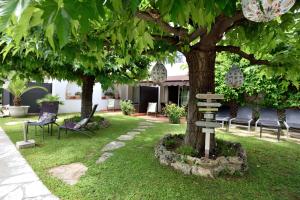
[96,120,156,164]
[0,127,58,200]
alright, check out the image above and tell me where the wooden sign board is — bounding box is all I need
[204,113,214,119]
[205,132,210,158]
[196,121,221,128]
[199,108,218,112]
[196,93,224,100]
[202,128,215,134]
[197,102,221,107]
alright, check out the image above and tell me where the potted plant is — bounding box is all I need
[3,77,48,117]
[120,100,135,115]
[163,103,186,124]
[36,94,64,105]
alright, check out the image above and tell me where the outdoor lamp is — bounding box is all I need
[225,65,244,88]
[151,62,167,85]
[242,0,295,22]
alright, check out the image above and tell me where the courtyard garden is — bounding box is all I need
[0,0,300,199]
[1,113,300,200]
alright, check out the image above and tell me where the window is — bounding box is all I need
[65,82,81,99]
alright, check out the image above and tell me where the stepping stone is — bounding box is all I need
[138,125,151,129]
[96,152,114,164]
[48,163,87,185]
[133,128,146,132]
[127,131,141,136]
[117,135,134,141]
[139,122,154,126]
[101,141,125,152]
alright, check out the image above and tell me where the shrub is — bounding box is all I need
[176,145,198,157]
[163,103,186,124]
[37,94,64,105]
[120,100,135,115]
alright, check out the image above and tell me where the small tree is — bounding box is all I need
[3,77,47,106]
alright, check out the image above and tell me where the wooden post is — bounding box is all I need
[195,92,224,158]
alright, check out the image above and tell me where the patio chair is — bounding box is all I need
[229,106,253,132]
[147,102,157,117]
[107,99,115,111]
[58,104,98,139]
[255,108,281,141]
[215,106,231,130]
[284,109,300,137]
[26,101,59,140]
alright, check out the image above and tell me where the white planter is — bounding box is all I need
[9,106,30,117]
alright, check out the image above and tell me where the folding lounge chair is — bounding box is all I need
[147,102,157,117]
[26,101,59,140]
[58,104,98,139]
[229,106,253,131]
[255,108,281,141]
[284,109,300,137]
[216,106,231,130]
[107,99,115,111]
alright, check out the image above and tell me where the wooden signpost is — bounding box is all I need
[196,92,224,158]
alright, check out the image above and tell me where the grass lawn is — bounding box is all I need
[0,113,300,200]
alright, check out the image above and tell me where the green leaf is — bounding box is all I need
[45,23,55,49]
[55,8,71,48]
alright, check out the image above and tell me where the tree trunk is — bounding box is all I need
[81,75,95,119]
[13,96,21,106]
[184,49,216,156]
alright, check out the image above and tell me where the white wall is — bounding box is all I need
[51,80,125,114]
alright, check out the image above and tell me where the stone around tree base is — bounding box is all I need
[48,163,87,185]
[16,140,35,149]
[96,152,114,164]
[155,134,248,178]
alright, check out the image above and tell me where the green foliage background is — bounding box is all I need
[215,53,300,109]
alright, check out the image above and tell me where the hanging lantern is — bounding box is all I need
[151,62,167,84]
[242,0,295,22]
[225,65,244,88]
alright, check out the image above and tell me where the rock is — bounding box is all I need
[228,157,243,164]
[16,140,35,149]
[101,141,125,152]
[127,131,140,136]
[96,152,114,164]
[132,128,146,132]
[99,119,110,128]
[139,122,154,126]
[216,156,229,165]
[191,166,214,178]
[171,162,191,175]
[48,163,88,185]
[117,135,134,141]
[138,126,151,129]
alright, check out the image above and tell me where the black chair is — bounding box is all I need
[58,104,98,139]
[27,101,59,140]
[284,109,300,137]
[229,106,253,131]
[255,108,281,140]
[216,106,231,130]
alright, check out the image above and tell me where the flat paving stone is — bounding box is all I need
[126,131,141,136]
[49,163,87,186]
[139,122,154,126]
[101,141,125,152]
[137,125,151,129]
[132,128,146,132]
[96,152,114,164]
[117,134,134,141]
[0,127,58,199]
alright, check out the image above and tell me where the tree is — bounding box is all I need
[0,27,150,118]
[0,0,299,155]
